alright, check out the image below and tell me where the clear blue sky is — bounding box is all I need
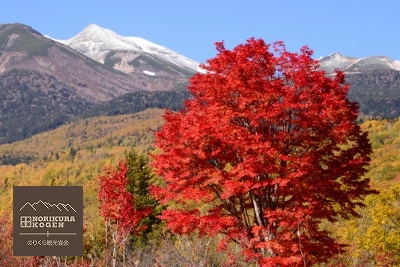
[1,0,399,63]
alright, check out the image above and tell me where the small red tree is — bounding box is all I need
[151,39,375,266]
[98,161,151,266]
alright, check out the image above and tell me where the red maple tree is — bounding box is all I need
[99,161,150,232]
[98,161,151,266]
[151,39,375,266]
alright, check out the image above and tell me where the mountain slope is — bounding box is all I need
[1,22,399,147]
[319,52,400,74]
[61,24,201,79]
[0,108,164,165]
[319,53,400,117]
[81,89,191,118]
[0,23,192,144]
[0,69,93,143]
[0,23,186,101]
[346,69,400,117]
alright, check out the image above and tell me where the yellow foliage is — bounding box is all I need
[319,118,400,266]
[361,118,400,184]
[0,109,165,258]
[360,185,400,255]
[1,111,400,264]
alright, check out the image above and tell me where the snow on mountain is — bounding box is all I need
[53,24,400,77]
[353,56,400,72]
[319,52,400,74]
[143,70,155,76]
[318,53,360,73]
[60,24,202,74]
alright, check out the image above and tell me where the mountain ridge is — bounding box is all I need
[58,24,202,78]
[1,22,400,146]
[0,23,193,144]
[319,52,400,74]
[318,52,400,117]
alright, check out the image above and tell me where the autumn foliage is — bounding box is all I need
[151,39,375,266]
[99,161,150,234]
[99,160,153,266]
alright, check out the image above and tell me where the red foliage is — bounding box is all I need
[0,213,44,266]
[0,213,14,266]
[98,161,151,235]
[151,38,375,266]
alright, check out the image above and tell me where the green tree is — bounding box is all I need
[125,149,163,246]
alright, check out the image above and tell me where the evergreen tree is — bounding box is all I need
[125,149,163,246]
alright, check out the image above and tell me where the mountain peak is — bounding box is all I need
[64,24,137,55]
[319,53,400,74]
[64,23,172,54]
[321,52,357,62]
[83,23,104,30]
[62,24,201,73]
[318,53,359,74]
[0,23,53,55]
[326,52,344,58]
[79,23,124,42]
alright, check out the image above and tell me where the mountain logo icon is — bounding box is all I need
[19,200,76,213]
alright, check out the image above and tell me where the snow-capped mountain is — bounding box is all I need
[0,23,195,144]
[318,52,400,118]
[59,24,202,77]
[319,52,400,74]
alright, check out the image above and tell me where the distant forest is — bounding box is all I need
[81,89,191,118]
[347,69,400,118]
[0,86,190,145]
[1,70,400,145]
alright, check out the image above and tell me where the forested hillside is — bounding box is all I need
[0,108,164,165]
[0,69,93,144]
[81,89,190,118]
[0,83,189,145]
[347,69,400,118]
[0,23,193,145]
[0,108,399,266]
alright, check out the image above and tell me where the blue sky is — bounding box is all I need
[1,1,399,63]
